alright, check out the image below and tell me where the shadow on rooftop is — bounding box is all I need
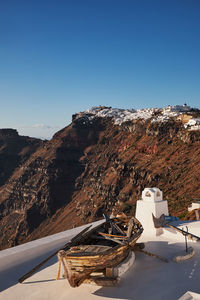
[93,240,200,300]
[23,277,66,284]
[23,278,57,284]
[0,249,57,292]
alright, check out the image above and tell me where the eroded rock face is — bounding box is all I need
[0,118,107,248]
[0,129,42,187]
[0,116,200,249]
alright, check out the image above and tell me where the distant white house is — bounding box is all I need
[184,118,200,131]
[163,104,191,114]
[188,201,200,212]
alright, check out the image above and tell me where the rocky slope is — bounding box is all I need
[0,105,200,250]
[0,129,42,187]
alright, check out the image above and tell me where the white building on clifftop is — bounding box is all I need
[163,104,191,114]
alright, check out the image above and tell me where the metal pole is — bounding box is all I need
[182,226,188,253]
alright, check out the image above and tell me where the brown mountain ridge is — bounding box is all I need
[0,107,200,250]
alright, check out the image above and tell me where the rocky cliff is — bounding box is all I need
[0,106,200,250]
[0,129,42,187]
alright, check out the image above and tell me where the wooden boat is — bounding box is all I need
[57,214,143,287]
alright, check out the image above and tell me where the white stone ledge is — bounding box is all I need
[173,247,195,262]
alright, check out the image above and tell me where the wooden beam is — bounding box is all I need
[126,218,134,238]
[18,225,92,283]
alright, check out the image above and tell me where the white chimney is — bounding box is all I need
[135,187,169,233]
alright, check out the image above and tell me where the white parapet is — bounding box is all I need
[135,187,169,233]
[105,251,135,278]
[179,291,200,300]
[173,246,195,263]
[188,202,200,212]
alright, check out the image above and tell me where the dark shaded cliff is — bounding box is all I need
[0,118,107,248]
[0,129,42,187]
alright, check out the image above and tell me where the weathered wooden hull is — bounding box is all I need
[58,216,143,287]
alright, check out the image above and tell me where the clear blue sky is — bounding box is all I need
[0,0,200,138]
